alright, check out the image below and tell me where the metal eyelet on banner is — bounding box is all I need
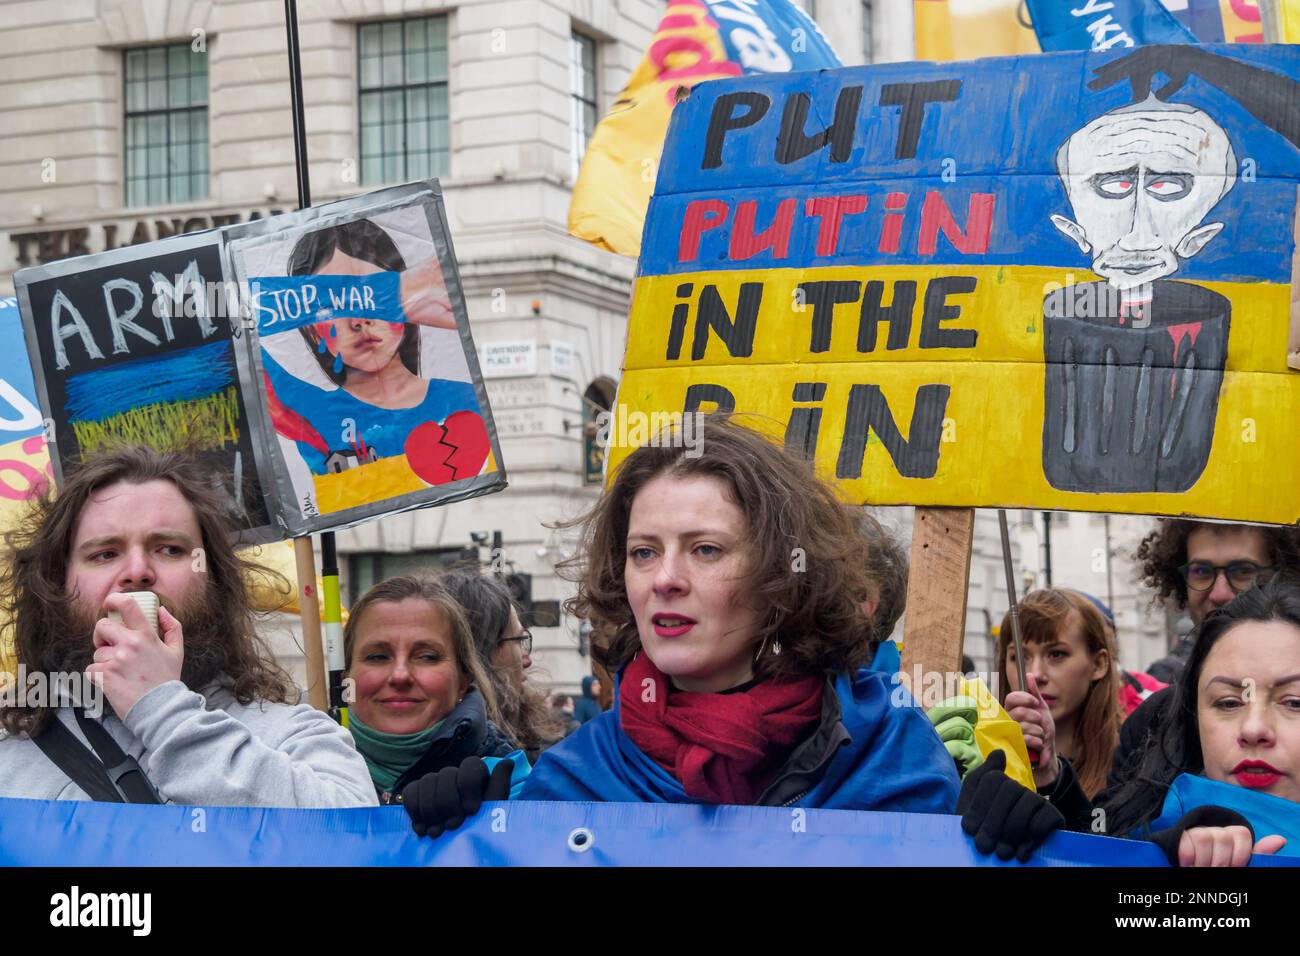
[567,827,595,853]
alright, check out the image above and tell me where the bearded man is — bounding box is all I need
[0,446,375,806]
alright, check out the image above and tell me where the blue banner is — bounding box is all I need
[1026,0,1197,51]
[2,797,1297,867]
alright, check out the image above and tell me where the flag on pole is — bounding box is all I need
[567,0,841,257]
[1261,0,1299,41]
[1026,0,1197,50]
[915,0,1260,62]
[913,0,1040,61]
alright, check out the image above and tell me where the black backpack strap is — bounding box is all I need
[31,717,125,803]
[72,708,162,805]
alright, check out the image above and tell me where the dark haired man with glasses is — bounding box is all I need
[1139,522,1292,682]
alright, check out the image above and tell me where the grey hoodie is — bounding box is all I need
[0,679,377,807]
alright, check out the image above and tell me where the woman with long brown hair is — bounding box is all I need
[437,566,564,762]
[996,588,1123,808]
[398,415,959,834]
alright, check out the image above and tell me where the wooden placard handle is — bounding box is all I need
[900,507,975,692]
[294,536,329,712]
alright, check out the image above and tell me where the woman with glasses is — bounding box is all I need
[342,575,531,832]
[398,415,959,835]
[439,567,565,763]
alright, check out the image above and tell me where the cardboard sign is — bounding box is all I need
[13,181,505,539]
[14,236,273,536]
[225,182,505,535]
[0,298,52,507]
[615,45,1300,525]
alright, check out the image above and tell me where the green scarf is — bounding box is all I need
[348,711,446,793]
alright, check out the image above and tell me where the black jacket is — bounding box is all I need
[754,676,849,807]
[1107,685,1176,796]
[377,688,516,804]
[1037,756,1096,833]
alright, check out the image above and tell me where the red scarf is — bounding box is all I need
[619,652,824,805]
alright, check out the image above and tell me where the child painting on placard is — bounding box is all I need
[258,215,490,511]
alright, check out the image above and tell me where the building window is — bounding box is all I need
[358,16,450,185]
[582,378,616,486]
[862,0,874,64]
[570,31,598,178]
[124,43,209,207]
[347,548,465,604]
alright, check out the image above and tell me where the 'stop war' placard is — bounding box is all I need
[614,45,1300,525]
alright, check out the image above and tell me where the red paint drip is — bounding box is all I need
[1166,321,1203,365]
[1166,321,1203,399]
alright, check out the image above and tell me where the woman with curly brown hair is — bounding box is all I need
[423,417,959,832]
[398,415,959,834]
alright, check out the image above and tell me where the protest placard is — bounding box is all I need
[613,44,1300,526]
[14,234,274,538]
[12,181,505,539]
[225,181,504,536]
[0,298,51,514]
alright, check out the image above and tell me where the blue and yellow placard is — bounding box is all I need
[614,45,1300,525]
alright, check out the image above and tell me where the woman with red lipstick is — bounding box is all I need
[401,417,959,835]
[995,589,1122,815]
[967,578,1299,865]
[496,416,962,811]
[1100,577,1299,863]
[342,575,530,827]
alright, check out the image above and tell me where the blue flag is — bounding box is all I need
[709,0,841,73]
[1027,0,1197,51]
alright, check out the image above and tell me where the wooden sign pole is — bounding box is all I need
[295,536,328,712]
[900,507,975,691]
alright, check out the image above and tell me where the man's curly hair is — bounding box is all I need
[1135,519,1300,609]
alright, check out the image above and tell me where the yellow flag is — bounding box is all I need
[914,0,1039,61]
[568,0,741,257]
[1262,0,1300,39]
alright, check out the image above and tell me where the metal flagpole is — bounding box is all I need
[283,0,346,720]
[997,509,1037,766]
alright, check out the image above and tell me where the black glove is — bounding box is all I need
[956,749,1064,863]
[400,755,515,838]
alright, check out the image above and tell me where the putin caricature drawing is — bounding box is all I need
[1042,96,1237,493]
